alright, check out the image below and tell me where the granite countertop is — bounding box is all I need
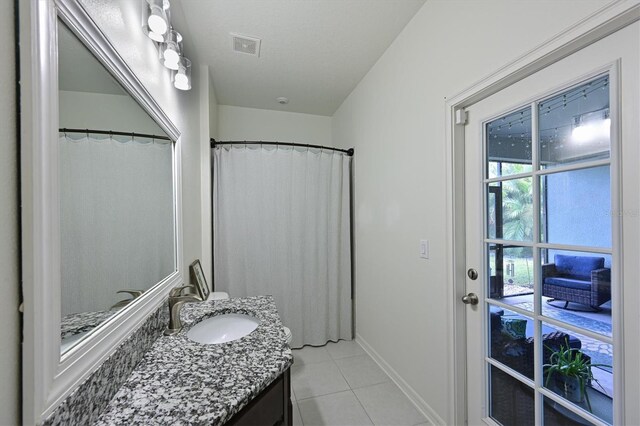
[94,295,293,426]
[61,310,116,339]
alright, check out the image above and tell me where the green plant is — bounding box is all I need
[543,341,611,412]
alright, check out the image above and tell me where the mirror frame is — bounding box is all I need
[20,1,184,423]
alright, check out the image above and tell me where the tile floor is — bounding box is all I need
[290,340,428,426]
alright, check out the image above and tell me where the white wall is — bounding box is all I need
[209,77,219,141]
[59,90,164,134]
[218,105,331,145]
[331,0,611,422]
[0,1,19,423]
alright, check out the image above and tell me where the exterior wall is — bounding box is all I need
[547,165,611,250]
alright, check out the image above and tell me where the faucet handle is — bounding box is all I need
[117,289,144,298]
[110,289,145,310]
[169,285,201,299]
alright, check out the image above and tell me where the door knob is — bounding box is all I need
[467,268,478,280]
[462,293,479,305]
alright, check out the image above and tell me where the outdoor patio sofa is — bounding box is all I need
[542,254,611,310]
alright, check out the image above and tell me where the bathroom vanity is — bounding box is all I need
[94,296,293,425]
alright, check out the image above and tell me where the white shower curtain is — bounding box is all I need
[60,134,174,316]
[213,144,352,348]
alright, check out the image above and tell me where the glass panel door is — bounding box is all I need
[484,74,614,425]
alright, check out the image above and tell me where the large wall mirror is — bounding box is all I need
[58,20,175,354]
[21,1,183,423]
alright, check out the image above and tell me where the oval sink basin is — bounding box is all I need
[187,313,260,344]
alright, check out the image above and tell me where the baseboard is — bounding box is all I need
[355,333,447,425]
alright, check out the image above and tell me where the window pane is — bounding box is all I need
[488,244,533,309]
[541,321,613,424]
[487,183,499,239]
[543,396,600,425]
[541,248,612,331]
[539,75,610,169]
[487,106,533,178]
[490,364,535,426]
[541,166,611,248]
[487,178,533,242]
[489,306,534,376]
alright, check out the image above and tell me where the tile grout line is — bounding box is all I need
[351,387,376,425]
[333,350,392,391]
[294,342,398,424]
[330,351,370,362]
[295,387,351,402]
[294,399,304,426]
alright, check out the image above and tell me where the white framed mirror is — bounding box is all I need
[20,1,183,423]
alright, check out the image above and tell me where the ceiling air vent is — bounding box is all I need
[231,33,261,57]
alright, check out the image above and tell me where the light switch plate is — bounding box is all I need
[419,239,429,259]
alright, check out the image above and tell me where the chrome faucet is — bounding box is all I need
[164,285,202,336]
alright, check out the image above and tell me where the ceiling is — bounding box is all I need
[171,0,426,116]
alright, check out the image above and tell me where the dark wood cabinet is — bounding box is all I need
[226,368,292,426]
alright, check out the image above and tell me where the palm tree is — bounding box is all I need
[502,177,534,242]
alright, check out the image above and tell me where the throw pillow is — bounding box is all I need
[501,318,528,340]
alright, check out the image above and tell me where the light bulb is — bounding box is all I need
[163,47,179,64]
[174,75,189,90]
[164,59,179,70]
[148,5,168,35]
[148,30,165,42]
[571,125,591,143]
[175,72,188,86]
[160,30,181,69]
[173,57,191,90]
[571,117,610,144]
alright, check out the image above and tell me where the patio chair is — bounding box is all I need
[542,254,611,311]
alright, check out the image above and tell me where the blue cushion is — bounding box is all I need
[554,254,604,280]
[544,277,591,290]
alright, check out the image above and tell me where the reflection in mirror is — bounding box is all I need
[58,20,175,354]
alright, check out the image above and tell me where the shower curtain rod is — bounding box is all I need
[211,139,354,156]
[60,128,171,141]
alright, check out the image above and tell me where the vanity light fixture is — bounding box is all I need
[173,57,192,91]
[142,0,191,90]
[160,30,182,69]
[146,0,170,37]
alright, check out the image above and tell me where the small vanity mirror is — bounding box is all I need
[58,20,175,354]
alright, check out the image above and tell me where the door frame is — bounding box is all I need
[444,2,640,424]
